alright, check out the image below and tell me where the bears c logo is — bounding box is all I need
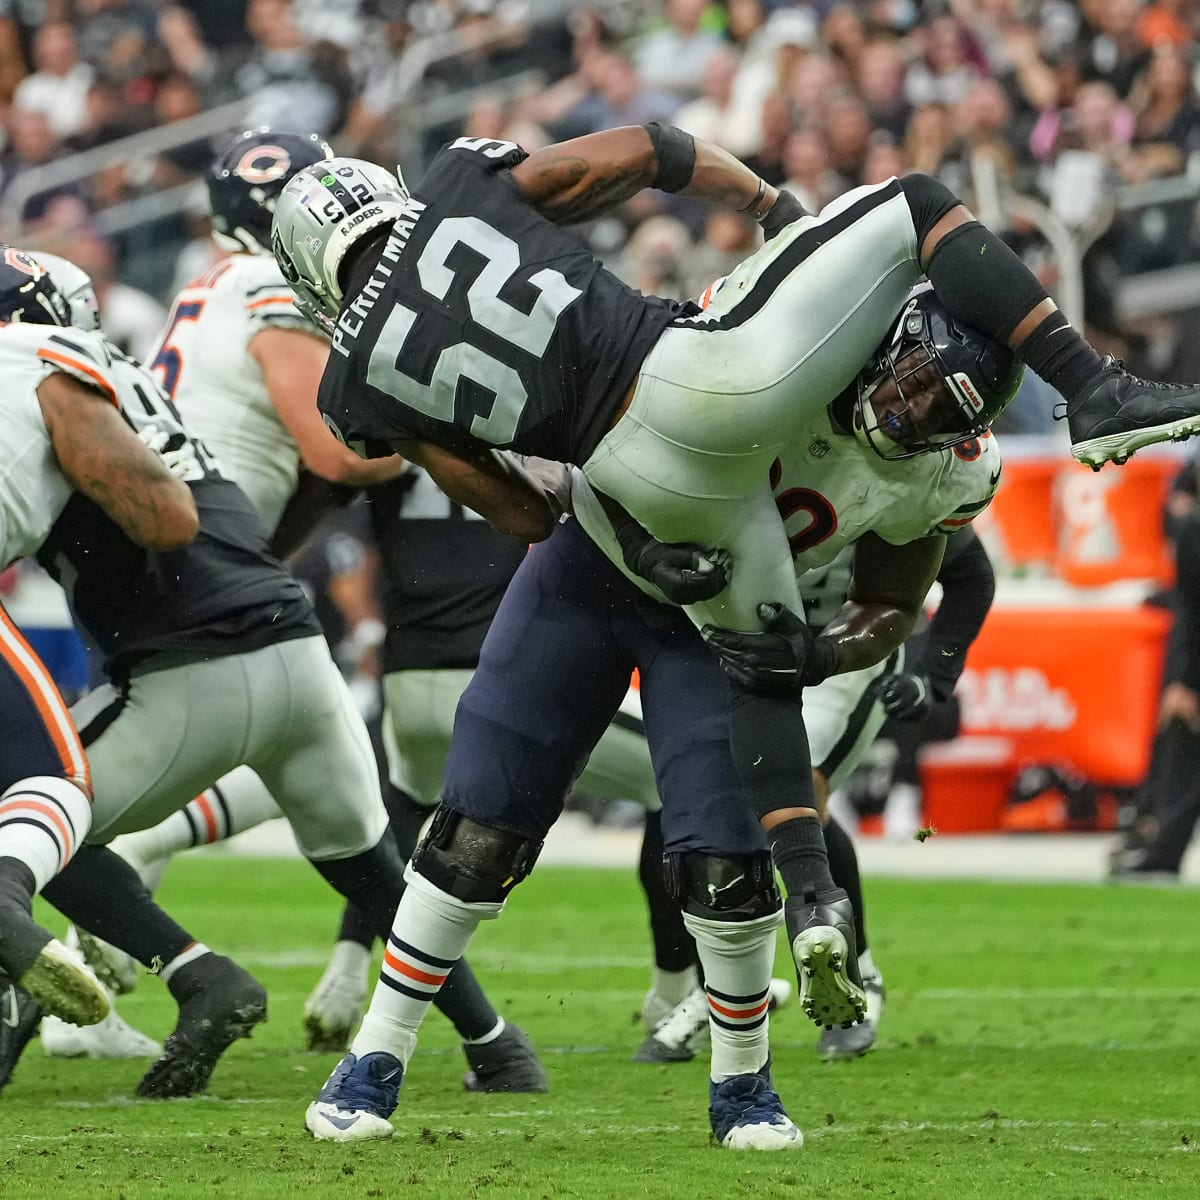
[234,145,292,185]
[3,247,45,277]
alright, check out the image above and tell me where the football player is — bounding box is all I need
[271,126,1200,1066]
[0,248,197,1055]
[47,132,547,1093]
[297,286,1015,1148]
[0,251,544,1099]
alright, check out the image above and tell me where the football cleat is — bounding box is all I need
[462,1023,548,1093]
[17,938,110,1028]
[1068,356,1200,468]
[786,891,867,1031]
[767,977,793,1011]
[305,1051,402,1141]
[68,924,139,997]
[633,985,709,1064]
[818,969,885,1059]
[136,954,267,1098]
[303,946,369,1053]
[0,974,42,1091]
[709,1064,803,1151]
[42,1006,160,1060]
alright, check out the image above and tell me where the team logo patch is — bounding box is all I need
[3,247,45,277]
[234,144,292,185]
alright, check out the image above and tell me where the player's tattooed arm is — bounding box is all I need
[38,372,199,550]
[511,126,778,225]
[818,532,947,673]
[394,438,567,542]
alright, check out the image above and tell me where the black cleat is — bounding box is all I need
[1068,356,1200,468]
[785,890,867,1031]
[136,954,267,1099]
[462,1023,548,1093]
[0,973,42,1092]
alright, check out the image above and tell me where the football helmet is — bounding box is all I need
[27,251,101,331]
[853,287,1024,460]
[271,157,410,330]
[208,128,334,255]
[0,245,72,327]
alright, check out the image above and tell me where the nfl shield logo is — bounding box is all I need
[809,437,830,458]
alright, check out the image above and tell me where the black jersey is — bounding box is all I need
[318,136,691,465]
[367,467,527,673]
[39,478,320,683]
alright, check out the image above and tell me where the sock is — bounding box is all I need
[858,947,880,982]
[349,867,504,1069]
[769,814,835,897]
[41,844,195,968]
[1015,310,1105,408]
[323,938,372,984]
[460,1016,506,1046]
[883,782,922,842]
[0,858,47,973]
[335,902,376,949]
[652,965,700,1007]
[683,909,780,1082]
[312,835,501,1041]
[824,816,868,956]
[0,776,92,890]
[639,810,697,972]
[159,941,211,986]
[111,769,284,892]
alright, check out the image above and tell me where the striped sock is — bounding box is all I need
[0,776,92,891]
[349,866,504,1069]
[683,908,781,1082]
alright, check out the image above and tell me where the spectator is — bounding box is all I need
[856,35,912,143]
[12,20,93,139]
[904,100,957,181]
[0,106,67,225]
[905,13,986,109]
[1125,41,1200,183]
[73,0,162,94]
[780,124,838,214]
[673,47,759,158]
[612,212,692,299]
[677,207,759,303]
[630,0,724,102]
[822,89,873,192]
[1080,0,1153,99]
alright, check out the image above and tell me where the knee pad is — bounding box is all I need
[663,850,780,922]
[409,805,543,904]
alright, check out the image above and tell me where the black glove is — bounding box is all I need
[869,672,935,722]
[758,190,806,240]
[618,529,731,605]
[702,602,839,692]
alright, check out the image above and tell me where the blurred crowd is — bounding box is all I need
[3,0,1200,418]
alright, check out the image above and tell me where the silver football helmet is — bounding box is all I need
[30,251,102,331]
[270,156,410,331]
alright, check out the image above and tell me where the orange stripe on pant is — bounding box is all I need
[0,603,90,794]
[383,947,449,988]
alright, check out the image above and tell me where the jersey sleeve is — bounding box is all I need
[240,257,313,335]
[34,330,121,407]
[429,136,530,177]
[931,435,1002,534]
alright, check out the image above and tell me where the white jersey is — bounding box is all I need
[146,254,313,532]
[0,324,125,566]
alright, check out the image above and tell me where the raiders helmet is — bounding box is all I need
[28,251,101,331]
[208,128,335,255]
[0,245,73,327]
[854,287,1024,460]
[271,156,410,330]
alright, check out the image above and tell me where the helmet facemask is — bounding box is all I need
[853,291,1024,460]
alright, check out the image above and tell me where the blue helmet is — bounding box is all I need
[208,128,335,255]
[0,245,72,327]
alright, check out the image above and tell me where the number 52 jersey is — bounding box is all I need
[317,137,690,465]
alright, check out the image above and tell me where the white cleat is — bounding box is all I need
[304,1101,395,1142]
[18,939,110,1027]
[42,1006,160,1059]
[633,986,709,1063]
[67,925,139,997]
[303,942,369,1052]
[818,971,885,1059]
[721,1115,804,1151]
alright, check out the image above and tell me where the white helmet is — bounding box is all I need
[28,250,101,331]
[270,156,410,330]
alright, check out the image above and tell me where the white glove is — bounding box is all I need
[138,425,202,481]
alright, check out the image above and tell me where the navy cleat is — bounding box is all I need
[786,890,867,1031]
[0,973,42,1092]
[709,1064,803,1150]
[305,1051,403,1141]
[136,954,267,1098]
[462,1023,548,1093]
[1068,356,1200,468]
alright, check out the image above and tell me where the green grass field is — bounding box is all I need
[2,857,1198,1199]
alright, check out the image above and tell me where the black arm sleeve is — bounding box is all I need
[915,529,995,701]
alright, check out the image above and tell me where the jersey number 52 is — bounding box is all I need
[366,216,581,444]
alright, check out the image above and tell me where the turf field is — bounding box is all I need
[3,857,1198,1199]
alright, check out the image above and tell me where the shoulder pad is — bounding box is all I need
[35,329,121,406]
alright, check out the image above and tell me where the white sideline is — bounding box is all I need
[205,812,1200,884]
